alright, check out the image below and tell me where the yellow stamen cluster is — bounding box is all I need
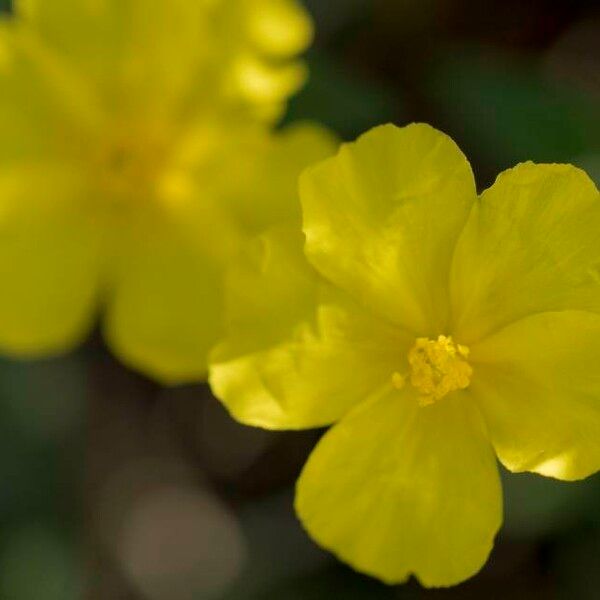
[405,335,472,406]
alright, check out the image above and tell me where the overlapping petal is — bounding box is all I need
[451,162,600,344]
[18,0,215,121]
[210,226,409,429]
[17,0,311,121]
[104,205,227,385]
[0,164,103,355]
[0,22,94,163]
[213,122,338,235]
[296,387,502,586]
[244,0,313,58]
[301,123,476,335]
[223,0,313,119]
[470,310,600,481]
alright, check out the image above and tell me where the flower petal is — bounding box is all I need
[0,164,102,355]
[222,0,313,115]
[470,310,600,481]
[451,162,600,344]
[18,0,311,119]
[245,0,313,58]
[17,0,212,112]
[105,210,224,385]
[300,123,476,335]
[215,122,338,235]
[296,387,502,587]
[210,226,408,429]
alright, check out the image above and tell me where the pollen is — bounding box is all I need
[407,335,472,406]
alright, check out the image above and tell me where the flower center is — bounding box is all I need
[100,139,165,201]
[92,123,175,206]
[401,335,472,406]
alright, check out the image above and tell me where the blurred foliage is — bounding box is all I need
[428,50,600,185]
[0,356,86,599]
[554,529,600,599]
[286,51,403,140]
[255,565,397,600]
[577,154,600,186]
[0,524,82,600]
[502,469,600,539]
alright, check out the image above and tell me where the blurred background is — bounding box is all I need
[1,0,599,598]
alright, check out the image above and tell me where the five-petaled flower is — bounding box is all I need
[210,123,600,586]
[0,0,335,382]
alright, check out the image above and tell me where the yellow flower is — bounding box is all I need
[16,0,313,121]
[0,0,335,383]
[210,123,600,586]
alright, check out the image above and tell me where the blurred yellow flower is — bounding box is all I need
[0,0,336,382]
[210,124,600,586]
